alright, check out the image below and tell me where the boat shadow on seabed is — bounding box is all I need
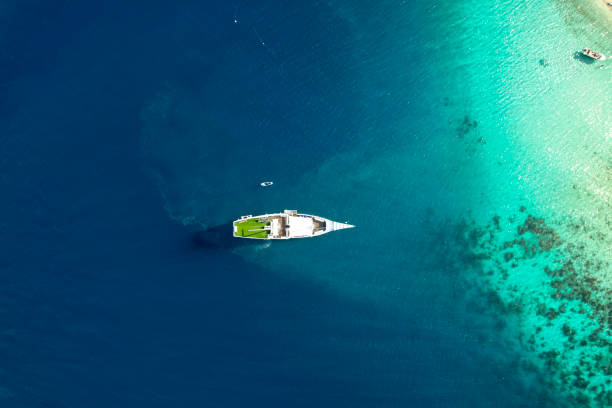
[573,51,597,64]
[190,222,257,251]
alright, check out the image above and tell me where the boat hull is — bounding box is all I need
[233,210,354,240]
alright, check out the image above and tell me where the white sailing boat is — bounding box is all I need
[233,210,355,240]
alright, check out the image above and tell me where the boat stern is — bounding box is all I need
[233,216,271,239]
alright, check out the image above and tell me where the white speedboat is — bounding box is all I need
[260,181,274,187]
[233,210,355,240]
[581,48,606,61]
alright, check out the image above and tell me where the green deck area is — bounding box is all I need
[233,218,270,239]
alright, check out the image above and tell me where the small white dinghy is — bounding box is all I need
[581,48,606,61]
[260,181,274,187]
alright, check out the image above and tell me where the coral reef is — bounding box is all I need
[457,208,612,407]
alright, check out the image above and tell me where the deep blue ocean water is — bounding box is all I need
[1,1,589,407]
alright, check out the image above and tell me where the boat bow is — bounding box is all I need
[327,220,355,232]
